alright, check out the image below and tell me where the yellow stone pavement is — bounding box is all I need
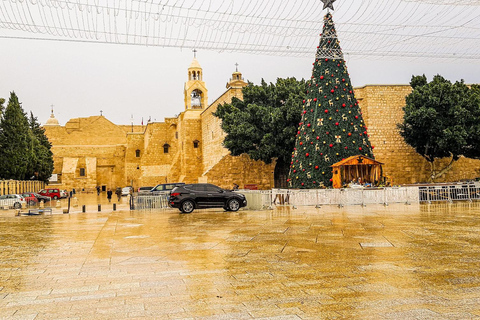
[1,199,480,319]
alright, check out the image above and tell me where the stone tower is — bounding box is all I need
[184,57,208,110]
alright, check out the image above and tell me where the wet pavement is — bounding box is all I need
[1,198,480,319]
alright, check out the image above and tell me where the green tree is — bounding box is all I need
[0,98,5,117]
[214,77,306,187]
[288,12,374,188]
[0,92,31,180]
[28,112,54,182]
[398,75,480,181]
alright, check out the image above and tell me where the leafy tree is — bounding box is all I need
[214,78,306,187]
[28,112,54,182]
[0,98,5,117]
[0,93,54,182]
[398,75,480,181]
[288,12,374,188]
[0,92,31,180]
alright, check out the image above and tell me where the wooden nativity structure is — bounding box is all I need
[331,155,383,189]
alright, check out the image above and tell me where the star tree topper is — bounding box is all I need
[321,0,336,10]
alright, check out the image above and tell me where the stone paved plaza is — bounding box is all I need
[2,200,480,319]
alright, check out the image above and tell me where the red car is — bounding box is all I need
[38,188,62,200]
[21,193,51,205]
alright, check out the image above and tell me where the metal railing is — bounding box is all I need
[128,183,480,210]
[419,182,480,203]
[132,193,170,210]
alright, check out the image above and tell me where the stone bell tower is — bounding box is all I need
[184,53,208,111]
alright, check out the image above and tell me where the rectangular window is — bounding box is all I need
[79,168,86,176]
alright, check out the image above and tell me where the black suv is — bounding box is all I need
[169,183,247,213]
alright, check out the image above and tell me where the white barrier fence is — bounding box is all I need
[131,183,480,210]
[242,187,420,209]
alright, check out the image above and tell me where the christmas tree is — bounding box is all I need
[288,11,374,188]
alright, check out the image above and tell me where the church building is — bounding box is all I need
[43,58,275,192]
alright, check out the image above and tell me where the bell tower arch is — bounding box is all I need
[184,54,208,111]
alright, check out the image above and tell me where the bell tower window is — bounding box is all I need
[193,140,199,148]
[163,144,170,154]
[135,149,140,157]
[191,89,202,109]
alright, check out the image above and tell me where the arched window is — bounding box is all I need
[193,140,199,148]
[163,144,170,154]
[135,149,140,157]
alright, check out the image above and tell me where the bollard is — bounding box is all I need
[98,204,101,212]
[82,205,86,213]
[15,209,21,216]
[113,203,116,211]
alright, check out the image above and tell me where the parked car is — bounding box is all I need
[60,190,68,198]
[121,187,133,196]
[169,183,247,214]
[22,192,51,204]
[38,188,63,199]
[20,193,39,206]
[0,194,27,209]
[138,186,154,193]
[151,183,185,195]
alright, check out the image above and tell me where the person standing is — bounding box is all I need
[107,189,113,202]
[115,187,122,202]
[96,186,100,195]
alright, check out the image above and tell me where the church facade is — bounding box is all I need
[43,59,276,191]
[43,59,480,191]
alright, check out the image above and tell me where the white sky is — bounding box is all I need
[1,0,480,125]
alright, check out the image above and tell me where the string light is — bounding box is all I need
[0,0,478,61]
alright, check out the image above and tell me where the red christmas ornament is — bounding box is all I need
[342,79,345,82]
[316,136,320,140]
[329,144,333,148]
[325,58,329,62]
[314,98,317,102]
[315,166,319,169]
[329,179,333,182]
[355,116,358,119]
[348,132,352,136]
[326,132,330,134]
[311,109,314,112]
[330,89,335,93]
[325,109,329,113]
[303,100,305,103]
[300,142,303,146]
[293,170,297,173]
[307,123,311,127]
[306,153,310,157]
[342,103,346,107]
[301,183,304,186]
[359,147,362,151]
[335,122,339,126]
[320,75,324,80]
[345,146,348,149]
[372,146,375,149]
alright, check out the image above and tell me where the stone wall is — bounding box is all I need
[357,85,480,184]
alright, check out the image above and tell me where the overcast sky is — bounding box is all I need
[1,16,480,126]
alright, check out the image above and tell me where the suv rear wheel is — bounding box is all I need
[227,198,240,212]
[13,202,21,209]
[180,200,195,214]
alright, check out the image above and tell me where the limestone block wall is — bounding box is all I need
[201,88,242,173]
[204,154,275,190]
[357,85,480,184]
[137,120,178,186]
[176,112,204,183]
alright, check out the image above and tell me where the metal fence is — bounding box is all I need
[132,193,170,210]
[419,182,480,203]
[129,183,480,211]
